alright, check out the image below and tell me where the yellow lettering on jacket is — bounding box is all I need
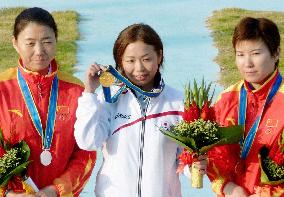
[226,117,236,125]
[8,109,23,117]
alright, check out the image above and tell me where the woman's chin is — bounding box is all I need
[133,82,145,88]
[244,76,259,83]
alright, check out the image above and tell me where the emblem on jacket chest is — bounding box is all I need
[160,121,171,131]
[265,118,278,134]
[56,106,70,121]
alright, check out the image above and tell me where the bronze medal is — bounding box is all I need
[99,71,115,87]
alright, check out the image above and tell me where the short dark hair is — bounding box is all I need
[13,7,58,40]
[113,23,164,72]
[232,17,280,66]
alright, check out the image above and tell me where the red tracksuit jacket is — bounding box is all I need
[207,69,284,196]
[0,59,96,196]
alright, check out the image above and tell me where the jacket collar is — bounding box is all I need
[125,76,165,97]
[244,69,279,100]
[117,72,165,97]
[18,59,58,85]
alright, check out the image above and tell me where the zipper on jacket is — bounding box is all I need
[137,113,146,197]
[136,96,150,197]
[37,83,43,101]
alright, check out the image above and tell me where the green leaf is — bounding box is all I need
[197,126,243,154]
[205,82,212,97]
[0,161,32,186]
[0,128,4,148]
[160,129,197,152]
[184,82,191,109]
[198,84,204,109]
[282,131,284,147]
[175,136,197,151]
[0,138,32,187]
[15,141,30,162]
[259,153,284,185]
[203,81,210,102]
[3,142,10,150]
[199,143,217,155]
[200,78,205,100]
[160,124,243,156]
[216,125,244,145]
[209,85,216,105]
[193,79,199,106]
[260,168,271,183]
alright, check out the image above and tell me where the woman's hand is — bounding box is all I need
[6,191,36,197]
[6,185,58,197]
[35,186,57,197]
[223,182,248,197]
[191,154,208,175]
[248,194,260,197]
[84,63,105,93]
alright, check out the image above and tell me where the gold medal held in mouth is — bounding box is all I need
[99,71,116,87]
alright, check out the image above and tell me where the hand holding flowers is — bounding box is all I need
[0,128,38,194]
[160,79,243,188]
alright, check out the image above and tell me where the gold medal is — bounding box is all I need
[99,71,115,87]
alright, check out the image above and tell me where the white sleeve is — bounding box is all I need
[74,92,111,150]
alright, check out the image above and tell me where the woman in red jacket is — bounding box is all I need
[207,17,283,197]
[0,7,96,197]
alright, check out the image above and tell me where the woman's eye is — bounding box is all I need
[143,58,150,62]
[236,53,243,57]
[43,41,52,44]
[126,60,134,63]
[26,42,35,46]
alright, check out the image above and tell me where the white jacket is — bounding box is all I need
[74,84,184,197]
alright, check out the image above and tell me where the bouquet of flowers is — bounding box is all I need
[259,132,284,185]
[160,79,243,188]
[0,128,38,193]
[253,136,284,196]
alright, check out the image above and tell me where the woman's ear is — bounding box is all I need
[274,47,280,60]
[12,37,19,54]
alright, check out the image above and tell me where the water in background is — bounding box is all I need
[1,1,284,196]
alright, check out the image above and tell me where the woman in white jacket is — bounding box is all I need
[74,23,204,197]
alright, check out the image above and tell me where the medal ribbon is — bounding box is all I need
[238,72,282,159]
[17,68,58,150]
[102,65,164,103]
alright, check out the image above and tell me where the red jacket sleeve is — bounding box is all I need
[206,97,241,195]
[53,144,96,196]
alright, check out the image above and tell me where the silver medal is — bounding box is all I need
[40,150,52,166]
